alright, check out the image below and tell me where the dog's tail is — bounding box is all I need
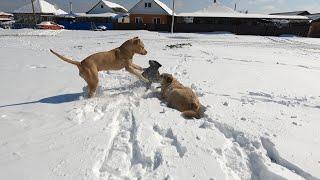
[181,102,202,119]
[50,49,81,66]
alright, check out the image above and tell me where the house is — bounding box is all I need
[56,0,129,30]
[13,0,66,28]
[0,12,13,22]
[0,12,14,29]
[86,0,129,23]
[87,0,128,14]
[175,0,310,36]
[129,0,173,26]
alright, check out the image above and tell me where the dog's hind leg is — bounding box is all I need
[81,68,99,98]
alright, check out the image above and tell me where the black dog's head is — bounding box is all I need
[149,60,162,69]
[142,60,162,83]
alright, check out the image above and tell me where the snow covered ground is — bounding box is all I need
[0,29,320,180]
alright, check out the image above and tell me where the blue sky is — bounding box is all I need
[0,0,319,14]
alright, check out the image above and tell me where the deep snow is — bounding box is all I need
[0,29,320,180]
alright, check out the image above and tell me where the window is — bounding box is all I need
[135,17,143,24]
[145,2,151,8]
[153,17,160,24]
[101,5,104,8]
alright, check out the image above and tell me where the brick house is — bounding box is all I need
[129,0,173,25]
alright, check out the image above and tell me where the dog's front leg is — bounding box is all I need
[131,63,143,71]
[125,65,149,82]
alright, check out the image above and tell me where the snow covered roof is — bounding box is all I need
[0,18,12,21]
[57,12,127,19]
[87,0,128,14]
[308,13,320,21]
[200,1,236,14]
[0,12,13,16]
[270,11,310,16]
[14,0,66,15]
[77,13,118,18]
[177,12,309,20]
[178,12,309,20]
[129,0,174,15]
[154,0,174,15]
[101,0,127,10]
[178,1,308,20]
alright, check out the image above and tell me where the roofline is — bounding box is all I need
[128,0,143,14]
[270,10,310,15]
[129,0,172,15]
[153,0,172,15]
[86,0,104,14]
[176,13,309,20]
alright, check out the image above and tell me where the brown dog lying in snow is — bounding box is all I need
[50,37,149,98]
[160,73,203,119]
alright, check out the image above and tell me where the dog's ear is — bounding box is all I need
[133,38,139,44]
[155,61,162,68]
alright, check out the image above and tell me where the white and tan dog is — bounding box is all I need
[50,37,149,98]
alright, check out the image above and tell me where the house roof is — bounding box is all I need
[0,18,12,21]
[308,13,320,21]
[178,1,307,20]
[270,11,310,16]
[200,1,236,14]
[14,0,66,15]
[0,12,13,16]
[177,12,309,20]
[129,0,174,15]
[153,0,174,15]
[87,0,128,14]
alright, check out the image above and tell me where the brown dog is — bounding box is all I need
[160,73,203,119]
[50,37,149,98]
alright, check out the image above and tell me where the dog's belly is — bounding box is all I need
[97,61,125,71]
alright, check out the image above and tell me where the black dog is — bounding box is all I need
[142,60,162,89]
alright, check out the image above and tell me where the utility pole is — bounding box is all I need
[31,0,37,25]
[171,0,175,33]
[69,0,73,14]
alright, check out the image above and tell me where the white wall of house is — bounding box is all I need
[129,0,168,15]
[87,1,114,14]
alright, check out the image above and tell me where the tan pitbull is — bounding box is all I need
[160,73,203,119]
[50,37,148,98]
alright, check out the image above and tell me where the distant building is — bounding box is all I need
[129,0,173,28]
[175,0,310,36]
[13,0,66,28]
[270,11,311,16]
[308,15,320,38]
[0,12,14,29]
[307,13,320,21]
[0,12,13,22]
[56,0,129,30]
[87,0,128,14]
